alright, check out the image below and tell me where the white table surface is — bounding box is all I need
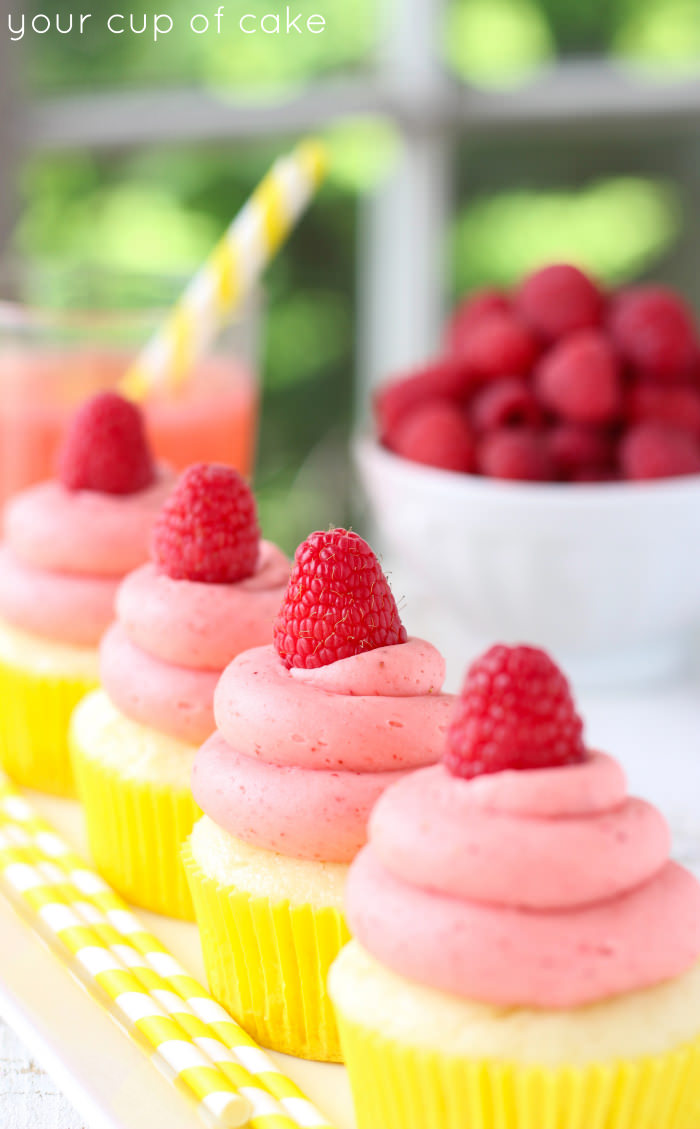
[0,673,699,1128]
[0,1023,84,1129]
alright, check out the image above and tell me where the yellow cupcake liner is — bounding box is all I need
[183,841,351,1062]
[71,730,200,920]
[0,658,97,797]
[333,1005,700,1129]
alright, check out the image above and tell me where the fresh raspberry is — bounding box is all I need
[620,422,700,481]
[609,286,696,382]
[688,344,700,384]
[444,289,510,353]
[443,644,585,779]
[471,377,542,432]
[477,428,553,481]
[459,312,538,381]
[626,381,700,441]
[548,423,614,480]
[374,357,473,444]
[274,528,407,669]
[535,329,622,425]
[515,263,603,341]
[152,463,259,583]
[391,401,475,473]
[57,391,155,495]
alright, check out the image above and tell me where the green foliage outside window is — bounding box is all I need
[10,0,698,548]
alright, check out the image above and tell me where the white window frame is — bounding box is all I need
[14,0,700,396]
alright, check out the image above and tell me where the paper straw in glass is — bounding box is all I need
[120,139,327,400]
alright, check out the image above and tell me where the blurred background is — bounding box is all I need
[2,0,700,552]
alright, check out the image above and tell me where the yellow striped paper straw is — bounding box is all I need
[0,783,336,1129]
[121,139,327,400]
[0,822,250,1129]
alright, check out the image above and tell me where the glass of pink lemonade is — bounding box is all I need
[0,267,260,509]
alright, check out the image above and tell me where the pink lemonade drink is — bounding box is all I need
[0,280,260,509]
[0,349,258,509]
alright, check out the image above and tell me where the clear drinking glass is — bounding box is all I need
[0,264,261,509]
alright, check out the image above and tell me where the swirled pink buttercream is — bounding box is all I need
[5,470,174,576]
[0,546,118,647]
[100,624,219,744]
[213,640,452,772]
[0,469,174,646]
[192,638,454,862]
[368,756,669,909]
[347,756,700,1007]
[100,543,290,742]
[192,731,407,862]
[115,542,290,670]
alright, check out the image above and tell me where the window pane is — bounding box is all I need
[445,0,554,86]
[445,0,700,84]
[451,178,679,294]
[450,132,688,303]
[614,0,700,72]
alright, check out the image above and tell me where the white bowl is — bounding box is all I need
[354,436,700,687]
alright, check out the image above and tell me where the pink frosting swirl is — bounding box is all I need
[5,471,174,577]
[100,624,220,744]
[100,543,290,743]
[193,731,407,862]
[369,755,669,909]
[0,470,174,646]
[115,543,291,670]
[192,638,455,862]
[213,641,452,772]
[0,546,118,647]
[347,757,700,1007]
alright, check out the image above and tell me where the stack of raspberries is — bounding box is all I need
[374,263,700,483]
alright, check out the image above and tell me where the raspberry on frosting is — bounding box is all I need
[152,462,260,583]
[273,527,407,669]
[443,644,585,779]
[57,391,156,495]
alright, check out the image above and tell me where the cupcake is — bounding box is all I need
[330,644,700,1129]
[70,463,290,919]
[0,392,173,795]
[184,527,455,1062]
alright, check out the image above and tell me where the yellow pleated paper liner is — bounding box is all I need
[333,1005,700,1129]
[71,731,200,921]
[183,840,351,1063]
[0,658,97,797]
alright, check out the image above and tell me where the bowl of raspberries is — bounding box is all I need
[356,263,700,683]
